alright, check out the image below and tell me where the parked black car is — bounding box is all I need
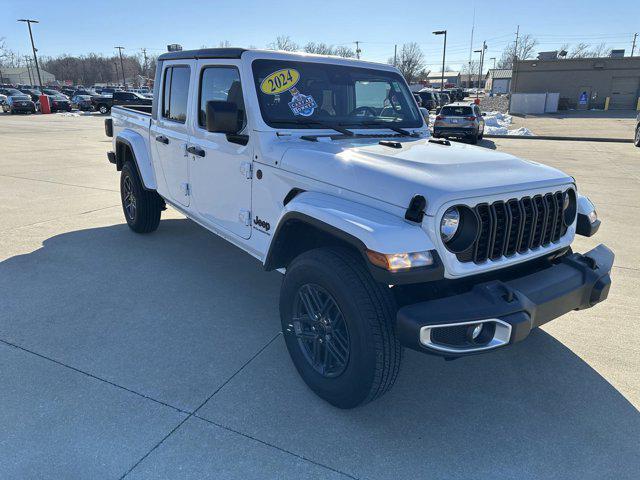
[71,94,94,111]
[416,90,438,110]
[436,92,451,107]
[18,88,42,102]
[92,91,152,114]
[635,112,640,147]
[3,94,36,114]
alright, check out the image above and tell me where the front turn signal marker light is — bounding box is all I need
[366,250,434,271]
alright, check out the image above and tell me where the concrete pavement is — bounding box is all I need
[1,113,639,479]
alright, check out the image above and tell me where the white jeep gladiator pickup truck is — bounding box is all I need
[105,48,613,409]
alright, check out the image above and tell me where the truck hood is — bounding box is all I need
[279,136,573,215]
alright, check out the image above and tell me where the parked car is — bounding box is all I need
[436,91,451,107]
[92,91,152,114]
[416,89,438,110]
[61,87,77,97]
[17,88,39,102]
[3,94,36,114]
[44,93,72,112]
[433,102,485,144]
[71,94,94,111]
[0,93,6,106]
[0,87,23,97]
[635,112,640,147]
[104,48,611,409]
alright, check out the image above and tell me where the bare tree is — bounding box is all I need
[0,37,21,68]
[267,36,299,51]
[387,42,425,84]
[218,40,232,48]
[497,34,538,69]
[304,42,334,55]
[334,45,355,58]
[588,42,610,57]
[568,42,590,58]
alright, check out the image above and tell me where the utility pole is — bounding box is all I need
[632,33,638,57]
[115,46,126,87]
[479,40,487,90]
[468,7,475,89]
[354,41,361,59]
[512,25,520,93]
[393,44,397,67]
[433,30,447,91]
[24,56,33,85]
[113,61,119,85]
[18,19,43,88]
[141,48,148,78]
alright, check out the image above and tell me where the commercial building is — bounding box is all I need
[485,69,512,94]
[512,56,640,110]
[0,67,56,85]
[426,71,460,88]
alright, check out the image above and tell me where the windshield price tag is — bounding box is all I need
[260,68,300,95]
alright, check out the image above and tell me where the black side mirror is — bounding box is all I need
[206,100,239,134]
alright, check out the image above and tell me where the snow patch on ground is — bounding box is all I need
[507,127,535,136]
[56,111,94,117]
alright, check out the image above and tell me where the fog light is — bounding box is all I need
[470,323,483,340]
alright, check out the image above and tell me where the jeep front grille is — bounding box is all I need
[457,191,566,263]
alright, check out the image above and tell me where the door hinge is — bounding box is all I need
[239,209,251,226]
[240,161,253,179]
[181,183,191,196]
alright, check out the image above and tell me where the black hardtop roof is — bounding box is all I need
[158,48,246,61]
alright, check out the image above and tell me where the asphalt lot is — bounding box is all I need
[1,113,639,479]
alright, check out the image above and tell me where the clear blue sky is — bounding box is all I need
[2,0,639,70]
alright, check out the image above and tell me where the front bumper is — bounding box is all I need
[397,244,614,356]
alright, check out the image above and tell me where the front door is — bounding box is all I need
[150,62,194,207]
[188,61,252,239]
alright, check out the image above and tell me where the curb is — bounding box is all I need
[484,134,634,143]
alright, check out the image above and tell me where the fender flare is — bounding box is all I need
[265,191,443,284]
[115,130,157,190]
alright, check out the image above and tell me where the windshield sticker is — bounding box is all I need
[260,68,300,95]
[287,88,317,117]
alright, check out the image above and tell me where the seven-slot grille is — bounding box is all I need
[456,191,567,264]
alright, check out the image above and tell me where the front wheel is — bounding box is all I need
[120,162,163,233]
[635,125,640,147]
[280,247,402,409]
[98,104,109,114]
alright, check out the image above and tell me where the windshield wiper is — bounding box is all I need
[271,120,354,137]
[352,122,418,137]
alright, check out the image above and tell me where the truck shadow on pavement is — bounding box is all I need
[1,218,638,478]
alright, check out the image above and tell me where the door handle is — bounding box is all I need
[155,135,169,144]
[186,145,206,157]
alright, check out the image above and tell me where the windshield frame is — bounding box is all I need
[251,58,423,131]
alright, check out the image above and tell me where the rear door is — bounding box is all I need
[150,61,195,207]
[187,60,252,239]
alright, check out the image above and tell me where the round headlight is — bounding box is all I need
[563,189,577,226]
[440,207,460,243]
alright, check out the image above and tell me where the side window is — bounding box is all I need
[198,66,245,130]
[161,66,190,123]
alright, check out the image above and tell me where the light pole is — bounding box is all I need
[473,49,482,99]
[433,30,447,91]
[18,19,43,88]
[115,46,126,87]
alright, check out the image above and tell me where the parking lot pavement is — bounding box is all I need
[508,109,638,139]
[1,113,639,479]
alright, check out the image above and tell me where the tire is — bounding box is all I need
[120,162,163,233]
[469,131,479,144]
[635,125,640,147]
[280,247,402,409]
[98,104,109,114]
[478,128,484,140]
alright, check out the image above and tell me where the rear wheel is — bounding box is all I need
[98,104,109,114]
[120,162,163,233]
[635,125,640,147]
[280,247,402,409]
[469,131,479,144]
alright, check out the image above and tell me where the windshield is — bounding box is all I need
[12,95,30,101]
[252,59,422,129]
